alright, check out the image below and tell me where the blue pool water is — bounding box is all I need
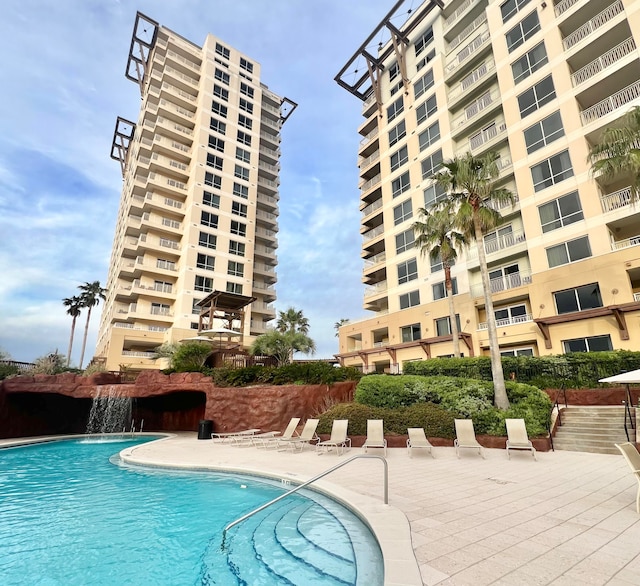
[0,438,383,585]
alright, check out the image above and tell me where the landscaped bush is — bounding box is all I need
[0,363,19,380]
[317,402,457,438]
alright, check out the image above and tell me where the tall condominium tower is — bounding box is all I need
[335,0,640,373]
[96,13,295,371]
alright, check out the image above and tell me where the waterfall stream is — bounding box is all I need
[86,386,133,434]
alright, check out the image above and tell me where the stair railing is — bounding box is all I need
[548,385,568,452]
[221,454,388,550]
[623,385,636,442]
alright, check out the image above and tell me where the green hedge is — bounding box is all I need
[402,351,640,389]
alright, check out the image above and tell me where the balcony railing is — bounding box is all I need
[449,14,487,51]
[582,80,640,125]
[364,251,386,267]
[362,224,385,242]
[362,92,376,114]
[361,173,381,192]
[600,186,633,212]
[483,229,526,255]
[359,127,379,146]
[161,82,197,102]
[114,323,168,332]
[449,58,495,101]
[572,38,636,87]
[364,281,387,297]
[469,121,506,151]
[121,350,157,358]
[443,0,473,30]
[359,151,380,168]
[478,313,533,330]
[361,198,383,217]
[563,1,624,51]
[453,88,499,129]
[166,49,200,72]
[165,65,199,86]
[555,0,580,16]
[612,235,640,251]
[446,30,491,75]
[470,271,532,298]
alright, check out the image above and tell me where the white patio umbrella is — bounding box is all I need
[199,327,242,337]
[599,369,640,384]
[179,336,217,343]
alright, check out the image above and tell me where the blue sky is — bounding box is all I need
[0,0,397,364]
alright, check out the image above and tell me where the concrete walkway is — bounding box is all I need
[119,435,640,585]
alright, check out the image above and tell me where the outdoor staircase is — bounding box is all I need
[553,406,635,455]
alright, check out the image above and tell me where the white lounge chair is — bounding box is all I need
[505,418,537,460]
[316,419,351,455]
[211,428,260,443]
[454,419,485,459]
[407,428,434,458]
[616,442,640,513]
[278,419,319,452]
[254,417,300,448]
[362,419,387,456]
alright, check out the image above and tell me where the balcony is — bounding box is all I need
[580,80,640,126]
[260,130,280,148]
[257,177,279,194]
[448,58,496,105]
[478,313,533,330]
[451,88,501,134]
[362,92,377,116]
[121,350,157,359]
[484,229,526,256]
[470,271,532,298]
[448,14,487,52]
[259,145,281,162]
[467,121,507,153]
[361,198,383,218]
[443,0,473,31]
[364,280,387,298]
[159,81,197,106]
[611,235,640,251]
[166,49,201,73]
[445,26,491,78]
[363,251,386,268]
[359,127,379,147]
[147,172,187,193]
[261,117,281,132]
[362,224,384,243]
[360,173,381,193]
[254,244,277,259]
[359,150,380,170]
[562,1,624,51]
[555,0,580,17]
[600,186,634,212]
[257,192,279,210]
[144,191,184,214]
[572,37,636,87]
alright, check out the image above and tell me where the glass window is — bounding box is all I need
[211,100,228,118]
[538,191,583,233]
[435,315,461,336]
[401,323,421,343]
[206,154,223,171]
[419,121,440,151]
[546,236,591,267]
[512,42,548,84]
[501,0,532,23]
[215,43,230,59]
[399,290,420,309]
[414,69,434,99]
[501,347,534,357]
[388,121,406,147]
[393,199,413,225]
[237,131,252,146]
[196,253,215,271]
[200,211,218,228]
[424,183,447,208]
[199,232,217,249]
[204,172,221,189]
[209,118,226,135]
[416,94,437,126]
[233,183,249,199]
[240,82,254,98]
[421,149,443,180]
[238,114,252,130]
[563,335,612,353]
[236,147,250,163]
[416,48,436,73]
[395,228,415,254]
[214,69,230,85]
[432,278,458,300]
[232,201,248,217]
[524,111,564,154]
[518,75,555,118]
[387,96,404,122]
[415,26,434,56]
[208,136,225,153]
[230,220,246,236]
[494,303,527,324]
[554,283,602,314]
[234,164,250,181]
[226,282,243,294]
[531,150,573,192]
[390,146,408,172]
[227,260,244,277]
[430,250,451,273]
[239,98,253,114]
[229,240,245,256]
[213,84,229,101]
[203,191,220,208]
[195,275,213,292]
[388,62,400,82]
[506,11,540,53]
[392,171,410,198]
[397,258,418,284]
[240,57,254,73]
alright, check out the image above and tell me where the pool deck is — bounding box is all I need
[113,434,640,586]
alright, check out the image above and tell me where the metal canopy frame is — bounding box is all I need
[109,117,136,176]
[196,290,257,335]
[280,97,298,124]
[125,11,159,95]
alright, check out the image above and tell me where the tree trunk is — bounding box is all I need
[66,316,77,367]
[444,265,461,357]
[79,306,92,370]
[474,214,510,410]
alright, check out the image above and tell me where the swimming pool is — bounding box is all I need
[0,438,383,585]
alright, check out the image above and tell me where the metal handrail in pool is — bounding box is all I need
[221,454,388,548]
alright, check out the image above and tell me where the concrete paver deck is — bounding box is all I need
[120,434,640,586]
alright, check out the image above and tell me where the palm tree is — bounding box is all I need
[589,106,640,201]
[62,295,83,367]
[78,281,106,369]
[334,318,350,337]
[413,204,467,357]
[250,329,316,366]
[276,307,310,335]
[432,152,514,410]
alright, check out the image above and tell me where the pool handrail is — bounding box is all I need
[221,454,388,548]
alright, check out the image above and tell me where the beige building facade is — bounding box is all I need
[96,13,295,371]
[336,0,640,373]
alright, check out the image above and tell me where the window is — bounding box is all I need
[387,96,404,122]
[392,172,410,198]
[512,42,548,85]
[421,149,443,180]
[226,282,243,294]
[204,172,221,189]
[209,118,226,135]
[538,191,583,233]
[501,347,534,357]
[227,260,244,277]
[235,147,251,164]
[212,100,228,118]
[215,43,230,59]
[401,323,421,343]
[196,253,215,271]
[432,278,458,300]
[201,211,218,228]
[415,26,434,56]
[192,299,202,315]
[233,183,248,198]
[153,280,172,293]
[488,263,522,291]
[435,315,461,336]
[388,61,400,82]
[240,57,254,73]
[390,79,404,97]
[230,220,246,236]
[396,228,415,254]
[195,276,213,292]
[213,85,229,101]
[214,68,230,85]
[554,283,602,314]
[232,201,248,217]
[393,199,413,225]
[506,11,540,53]
[430,250,450,273]
[416,48,436,73]
[237,131,252,146]
[208,136,225,152]
[424,183,447,208]
[390,146,408,172]
[240,82,254,98]
[199,232,217,249]
[397,258,418,284]
[239,98,253,114]
[414,69,434,99]
[203,191,220,208]
[238,114,253,130]
[388,121,406,147]
[206,153,223,171]
[234,164,250,181]
[563,335,612,353]
[531,150,573,192]
[416,94,437,125]
[156,258,176,271]
[524,111,564,154]
[518,75,555,118]
[419,122,440,151]
[501,0,532,23]
[546,236,591,267]
[494,303,528,324]
[151,302,170,315]
[229,240,245,256]
[400,290,420,309]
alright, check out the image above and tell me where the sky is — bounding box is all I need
[0,0,404,365]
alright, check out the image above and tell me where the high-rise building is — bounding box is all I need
[96,13,295,371]
[335,0,640,373]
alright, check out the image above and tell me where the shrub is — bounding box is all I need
[0,363,19,380]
